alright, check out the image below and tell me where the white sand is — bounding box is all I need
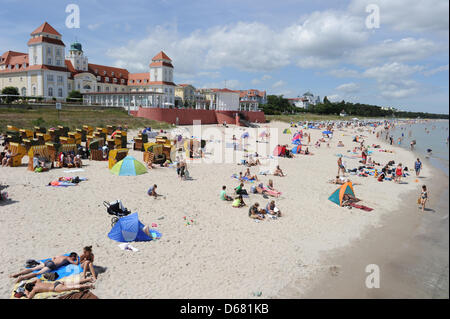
[0,121,426,298]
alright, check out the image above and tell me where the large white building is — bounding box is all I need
[0,22,175,109]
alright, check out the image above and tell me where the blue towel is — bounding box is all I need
[31,253,82,279]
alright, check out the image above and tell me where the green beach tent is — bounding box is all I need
[283,128,291,134]
[110,156,147,176]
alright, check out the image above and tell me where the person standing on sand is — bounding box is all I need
[337,156,345,176]
[419,185,428,212]
[414,158,422,177]
[395,163,403,183]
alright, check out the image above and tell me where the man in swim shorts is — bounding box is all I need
[10,253,79,283]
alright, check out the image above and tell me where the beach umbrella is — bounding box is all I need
[292,139,302,145]
[110,156,147,176]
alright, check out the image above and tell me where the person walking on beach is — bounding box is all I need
[419,185,428,212]
[337,156,345,176]
[10,253,79,283]
[414,158,422,177]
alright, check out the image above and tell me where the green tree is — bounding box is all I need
[1,86,19,104]
[67,90,82,101]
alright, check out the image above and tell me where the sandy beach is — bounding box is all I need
[0,120,441,299]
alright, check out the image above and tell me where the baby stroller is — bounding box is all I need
[103,200,131,227]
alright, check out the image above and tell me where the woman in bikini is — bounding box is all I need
[80,246,96,281]
[244,168,258,181]
[24,277,94,299]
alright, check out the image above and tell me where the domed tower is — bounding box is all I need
[67,41,88,71]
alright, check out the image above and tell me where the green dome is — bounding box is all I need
[70,42,83,52]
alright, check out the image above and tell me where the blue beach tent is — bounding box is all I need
[108,212,161,242]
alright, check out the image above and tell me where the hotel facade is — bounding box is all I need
[0,22,175,110]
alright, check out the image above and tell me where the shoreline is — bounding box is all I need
[276,123,449,299]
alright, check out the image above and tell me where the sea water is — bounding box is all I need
[390,120,449,176]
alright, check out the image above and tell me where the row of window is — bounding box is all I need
[94,69,123,78]
[47,87,64,97]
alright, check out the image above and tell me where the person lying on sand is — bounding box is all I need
[244,168,258,181]
[273,165,285,177]
[329,176,345,185]
[10,253,79,283]
[147,184,158,198]
[23,277,94,299]
[247,155,261,166]
[80,246,96,281]
[337,141,345,147]
[248,203,265,220]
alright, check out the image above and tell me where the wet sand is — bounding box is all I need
[279,164,449,299]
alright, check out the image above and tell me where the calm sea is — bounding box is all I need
[390,120,449,176]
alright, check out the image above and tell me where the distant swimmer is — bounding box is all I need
[426,149,432,157]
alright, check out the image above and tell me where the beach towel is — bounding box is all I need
[59,290,99,299]
[349,203,374,211]
[31,254,83,279]
[262,187,281,197]
[231,174,255,183]
[49,181,77,187]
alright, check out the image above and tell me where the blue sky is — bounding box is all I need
[1,0,448,113]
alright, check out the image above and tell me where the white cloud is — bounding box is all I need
[328,68,361,78]
[349,0,449,33]
[351,38,440,67]
[272,80,286,89]
[87,23,101,31]
[423,64,449,76]
[261,74,272,80]
[336,82,360,93]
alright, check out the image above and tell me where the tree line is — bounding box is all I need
[260,94,448,119]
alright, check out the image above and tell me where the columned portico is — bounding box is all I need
[83,91,164,111]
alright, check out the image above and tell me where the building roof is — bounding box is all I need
[152,51,172,61]
[0,51,28,65]
[149,61,173,68]
[27,36,65,46]
[30,22,61,36]
[211,88,240,93]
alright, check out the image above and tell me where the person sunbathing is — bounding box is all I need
[80,246,96,281]
[337,141,345,147]
[248,203,265,220]
[232,195,246,208]
[10,253,79,283]
[267,179,277,191]
[330,176,345,184]
[244,168,258,181]
[23,277,94,299]
[247,156,261,166]
[273,165,285,177]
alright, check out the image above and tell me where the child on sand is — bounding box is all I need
[419,185,428,212]
[80,246,96,281]
[232,195,246,208]
[148,184,158,198]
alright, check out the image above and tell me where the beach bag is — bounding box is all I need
[35,167,43,173]
[43,272,59,281]
[24,259,40,268]
[417,197,421,204]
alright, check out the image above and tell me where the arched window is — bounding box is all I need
[21,87,26,96]
[48,87,53,97]
[32,86,36,96]
[83,85,91,90]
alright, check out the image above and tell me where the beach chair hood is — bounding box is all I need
[108,213,154,242]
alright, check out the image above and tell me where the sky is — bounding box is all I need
[0,0,449,113]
